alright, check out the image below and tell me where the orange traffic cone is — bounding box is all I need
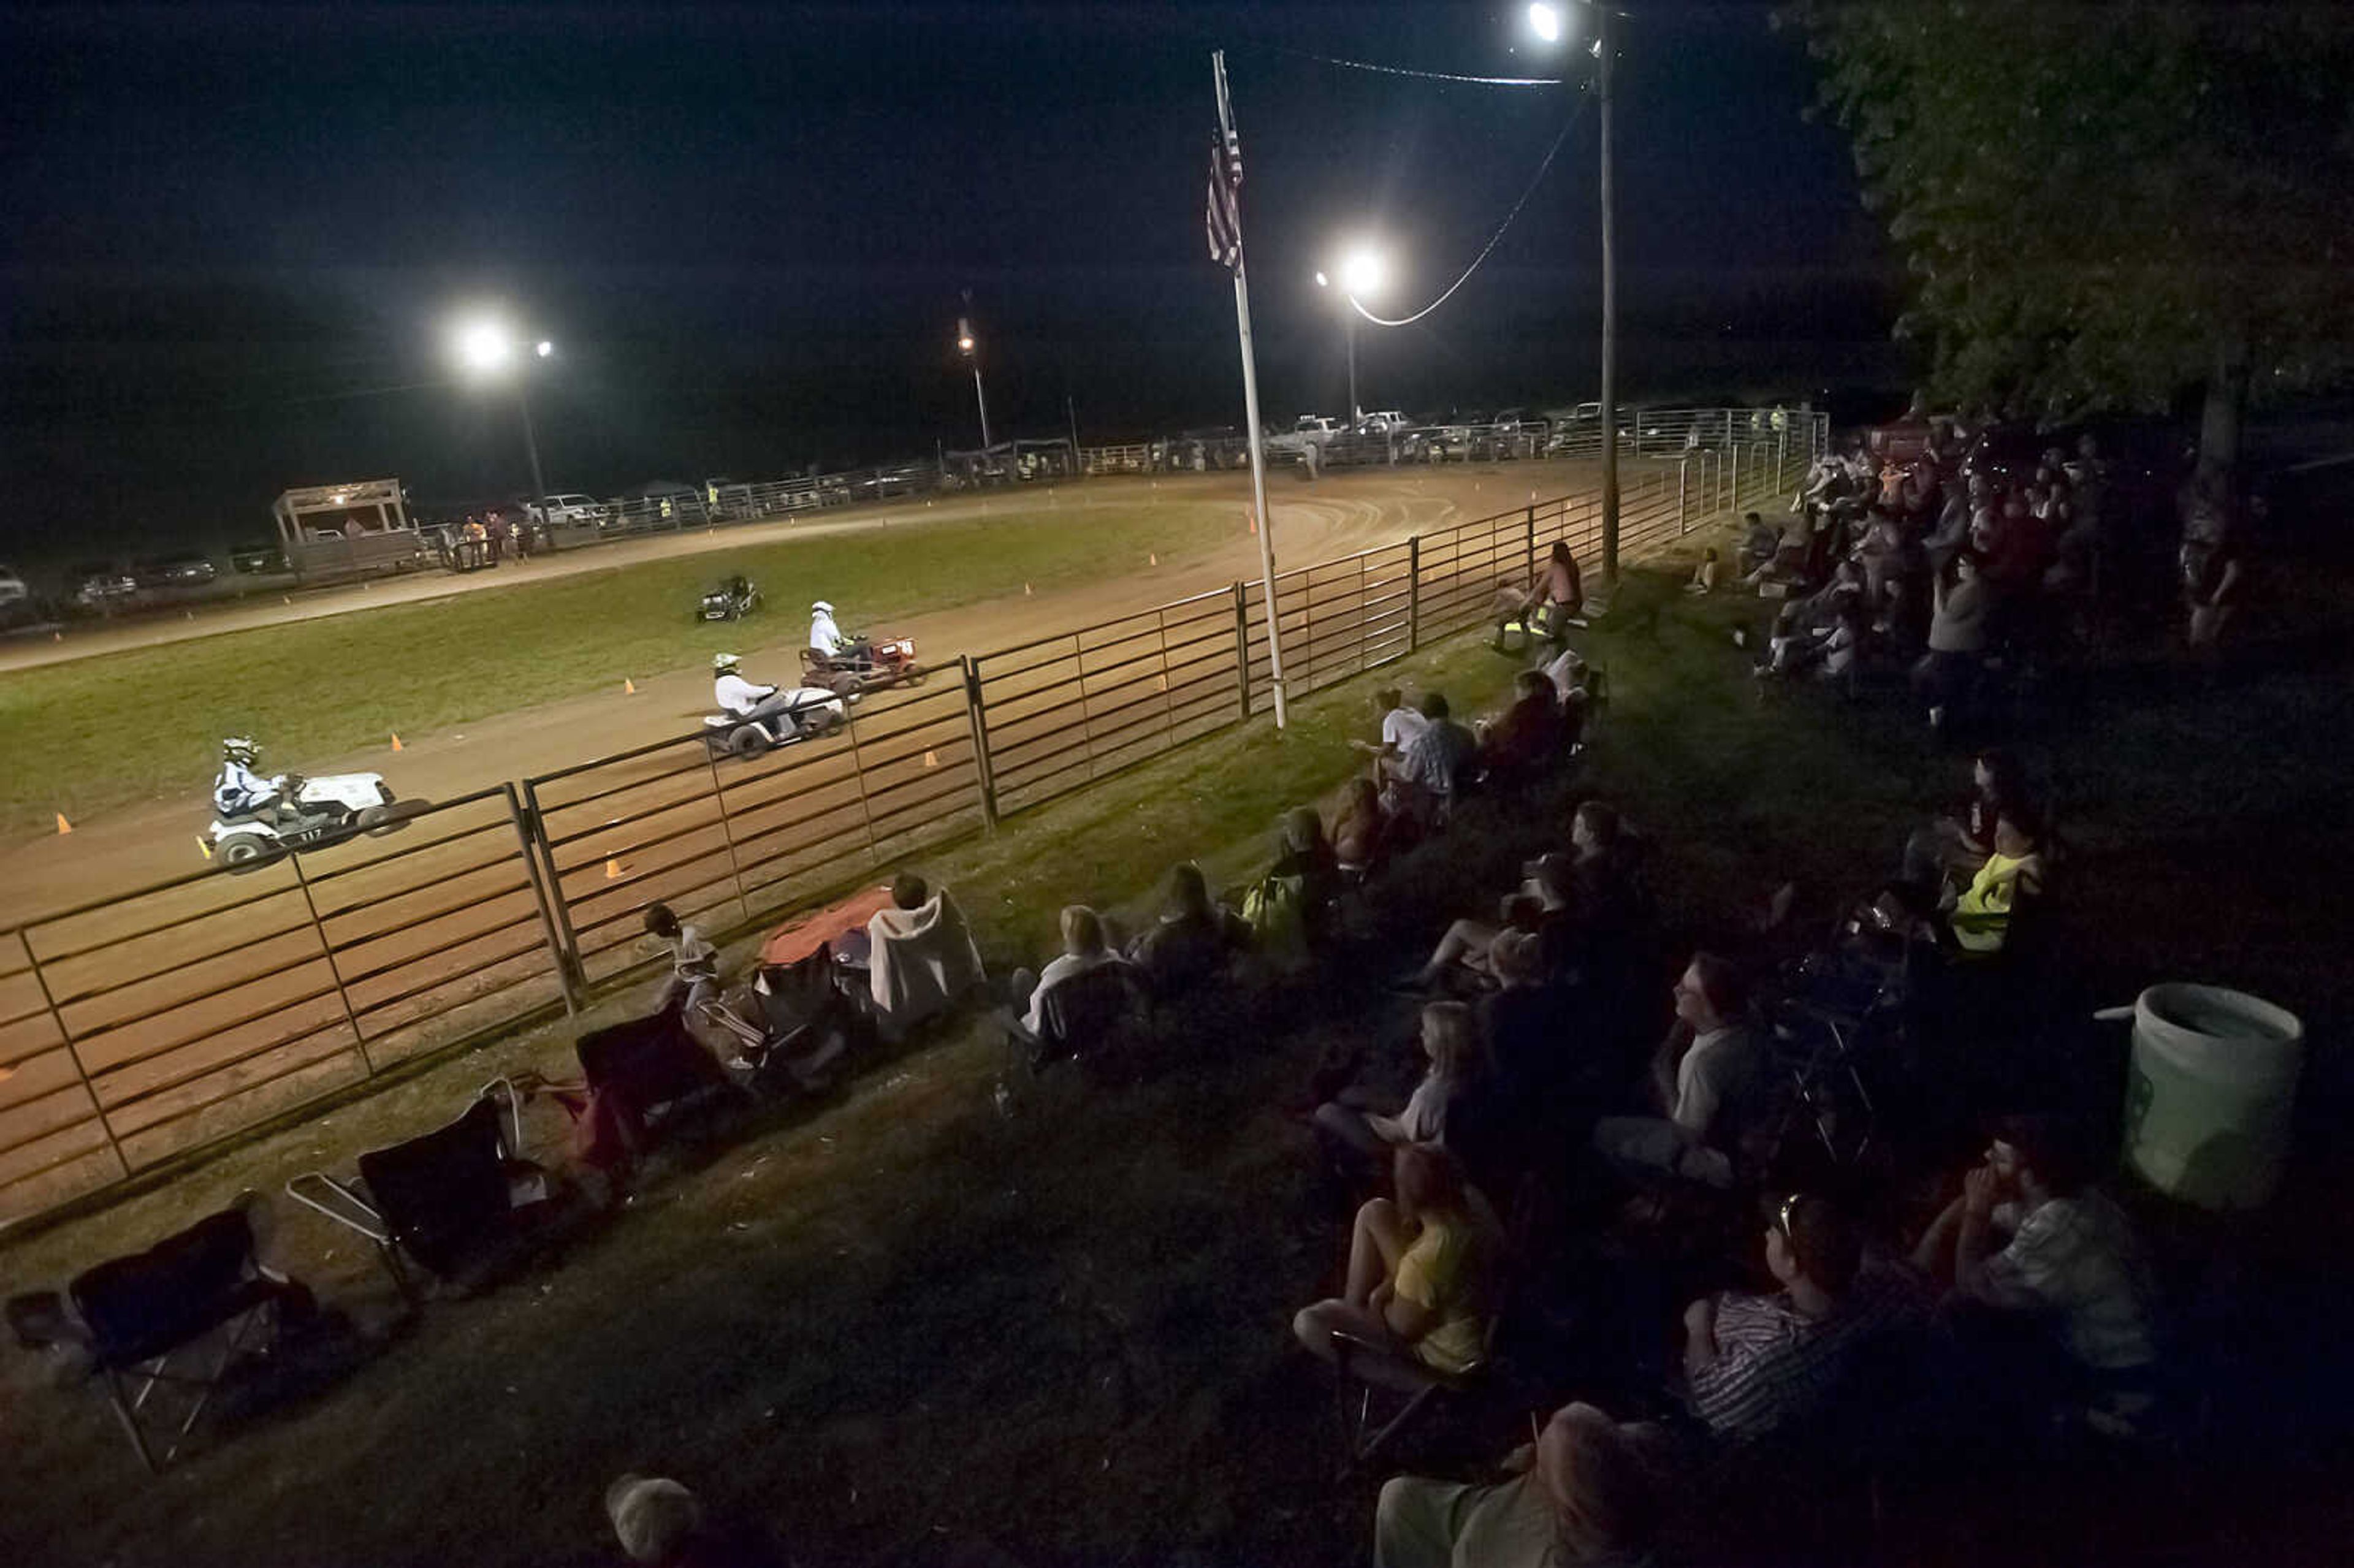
[389,733,403,752]
[923,749,939,768]
[1024,582,1033,596]
[1249,511,1258,535]
[604,857,626,880]
[1149,553,1159,566]
[624,678,637,695]
[55,813,72,835]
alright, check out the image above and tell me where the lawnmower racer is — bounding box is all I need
[808,599,874,671]
[213,737,292,824]
[712,653,809,741]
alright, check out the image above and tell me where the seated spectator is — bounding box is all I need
[1476,670,1567,779]
[1538,648,1597,750]
[1683,547,1723,596]
[1737,511,1781,579]
[1125,862,1246,994]
[1292,1143,1498,1390]
[1592,953,1762,1190]
[1912,549,1990,729]
[1402,853,1575,993]
[1374,1401,1665,1568]
[1902,747,2033,897]
[1912,1116,2160,1433]
[1681,1193,1924,1443]
[1314,1000,1488,1157]
[1349,687,1428,771]
[1007,905,1128,1035]
[1761,559,1864,677]
[642,903,721,1015]
[864,873,987,1041]
[1381,692,1478,826]
[1567,800,1643,940]
[1946,809,2046,956]
[1333,776,1398,874]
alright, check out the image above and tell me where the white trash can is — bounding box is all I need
[2103,984,2304,1211]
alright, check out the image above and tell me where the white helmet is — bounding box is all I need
[712,653,740,673]
[810,600,833,615]
[221,736,259,765]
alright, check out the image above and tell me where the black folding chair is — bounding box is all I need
[999,962,1149,1081]
[286,1083,556,1302]
[698,946,866,1094]
[25,1193,314,1471]
[577,1008,741,1131]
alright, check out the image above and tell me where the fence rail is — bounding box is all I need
[0,425,1815,1227]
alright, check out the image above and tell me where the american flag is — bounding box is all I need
[1205,127,1243,273]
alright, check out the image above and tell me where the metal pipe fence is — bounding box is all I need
[0,438,1813,1225]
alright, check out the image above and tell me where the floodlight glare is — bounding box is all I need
[454,318,515,375]
[1339,249,1386,300]
[535,339,554,358]
[1528,2,1563,44]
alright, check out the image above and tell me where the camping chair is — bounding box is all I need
[697,946,864,1095]
[23,1193,314,1471]
[1762,997,1883,1172]
[286,1083,556,1302]
[1331,1179,1533,1471]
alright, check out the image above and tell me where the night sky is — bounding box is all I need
[0,1,1896,557]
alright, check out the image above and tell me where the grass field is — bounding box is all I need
[0,501,1241,840]
[7,542,2350,1567]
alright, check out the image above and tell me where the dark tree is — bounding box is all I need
[1780,0,2354,476]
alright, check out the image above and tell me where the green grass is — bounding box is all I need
[0,501,1240,840]
[7,556,2348,1568]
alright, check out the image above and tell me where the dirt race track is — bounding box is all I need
[0,459,1651,1219]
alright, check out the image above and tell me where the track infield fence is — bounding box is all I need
[0,439,1812,1225]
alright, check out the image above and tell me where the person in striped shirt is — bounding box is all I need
[1681,1193,1923,1442]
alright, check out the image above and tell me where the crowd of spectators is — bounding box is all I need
[1729,413,2253,726]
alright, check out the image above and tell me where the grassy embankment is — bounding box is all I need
[8,541,2350,1568]
[0,501,1240,839]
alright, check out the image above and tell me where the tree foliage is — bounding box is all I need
[1778,0,2354,428]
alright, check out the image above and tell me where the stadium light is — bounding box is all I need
[535,339,554,358]
[954,314,992,448]
[1316,243,1389,427]
[1526,0,1620,586]
[447,312,554,504]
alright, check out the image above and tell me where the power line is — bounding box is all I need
[1347,99,1591,329]
[1256,42,1565,88]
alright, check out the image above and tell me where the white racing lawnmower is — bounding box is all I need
[701,687,850,761]
[205,772,428,870]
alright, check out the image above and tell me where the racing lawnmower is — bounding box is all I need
[205,773,425,869]
[701,687,850,760]
[699,575,762,623]
[799,636,924,698]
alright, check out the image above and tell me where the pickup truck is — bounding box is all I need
[521,493,609,526]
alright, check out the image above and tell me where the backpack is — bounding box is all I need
[1240,872,1310,969]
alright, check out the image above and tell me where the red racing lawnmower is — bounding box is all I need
[799,635,924,698]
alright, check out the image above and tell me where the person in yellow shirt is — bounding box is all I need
[1949,810,2046,954]
[1292,1144,1498,1389]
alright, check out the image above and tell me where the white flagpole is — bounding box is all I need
[1214,49,1289,729]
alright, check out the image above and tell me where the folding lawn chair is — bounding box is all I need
[697,946,866,1094]
[286,1083,558,1303]
[999,962,1149,1080]
[10,1193,316,1471]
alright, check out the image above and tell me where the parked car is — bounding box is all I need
[229,541,288,574]
[69,561,139,608]
[1357,409,1410,434]
[0,565,28,609]
[134,550,218,588]
[520,493,609,526]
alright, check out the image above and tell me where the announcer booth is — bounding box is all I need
[272,479,424,585]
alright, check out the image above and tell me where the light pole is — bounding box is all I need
[957,314,994,450]
[1528,1,1618,588]
[452,317,555,503]
[1315,246,1387,427]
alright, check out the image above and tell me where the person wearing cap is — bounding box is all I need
[1373,1401,1666,1568]
[710,653,806,744]
[1680,1193,1924,1442]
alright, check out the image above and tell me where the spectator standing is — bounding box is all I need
[642,904,720,1014]
[1914,550,1990,729]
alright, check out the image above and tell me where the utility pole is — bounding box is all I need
[1596,1,1620,590]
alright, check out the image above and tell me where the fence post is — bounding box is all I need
[1407,535,1423,652]
[520,778,590,999]
[1678,459,1689,535]
[1232,582,1253,721]
[288,851,374,1076]
[1525,504,1538,584]
[16,928,132,1181]
[505,783,581,1014]
[960,657,1000,830]
[701,744,753,927]
[1730,443,1741,511]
